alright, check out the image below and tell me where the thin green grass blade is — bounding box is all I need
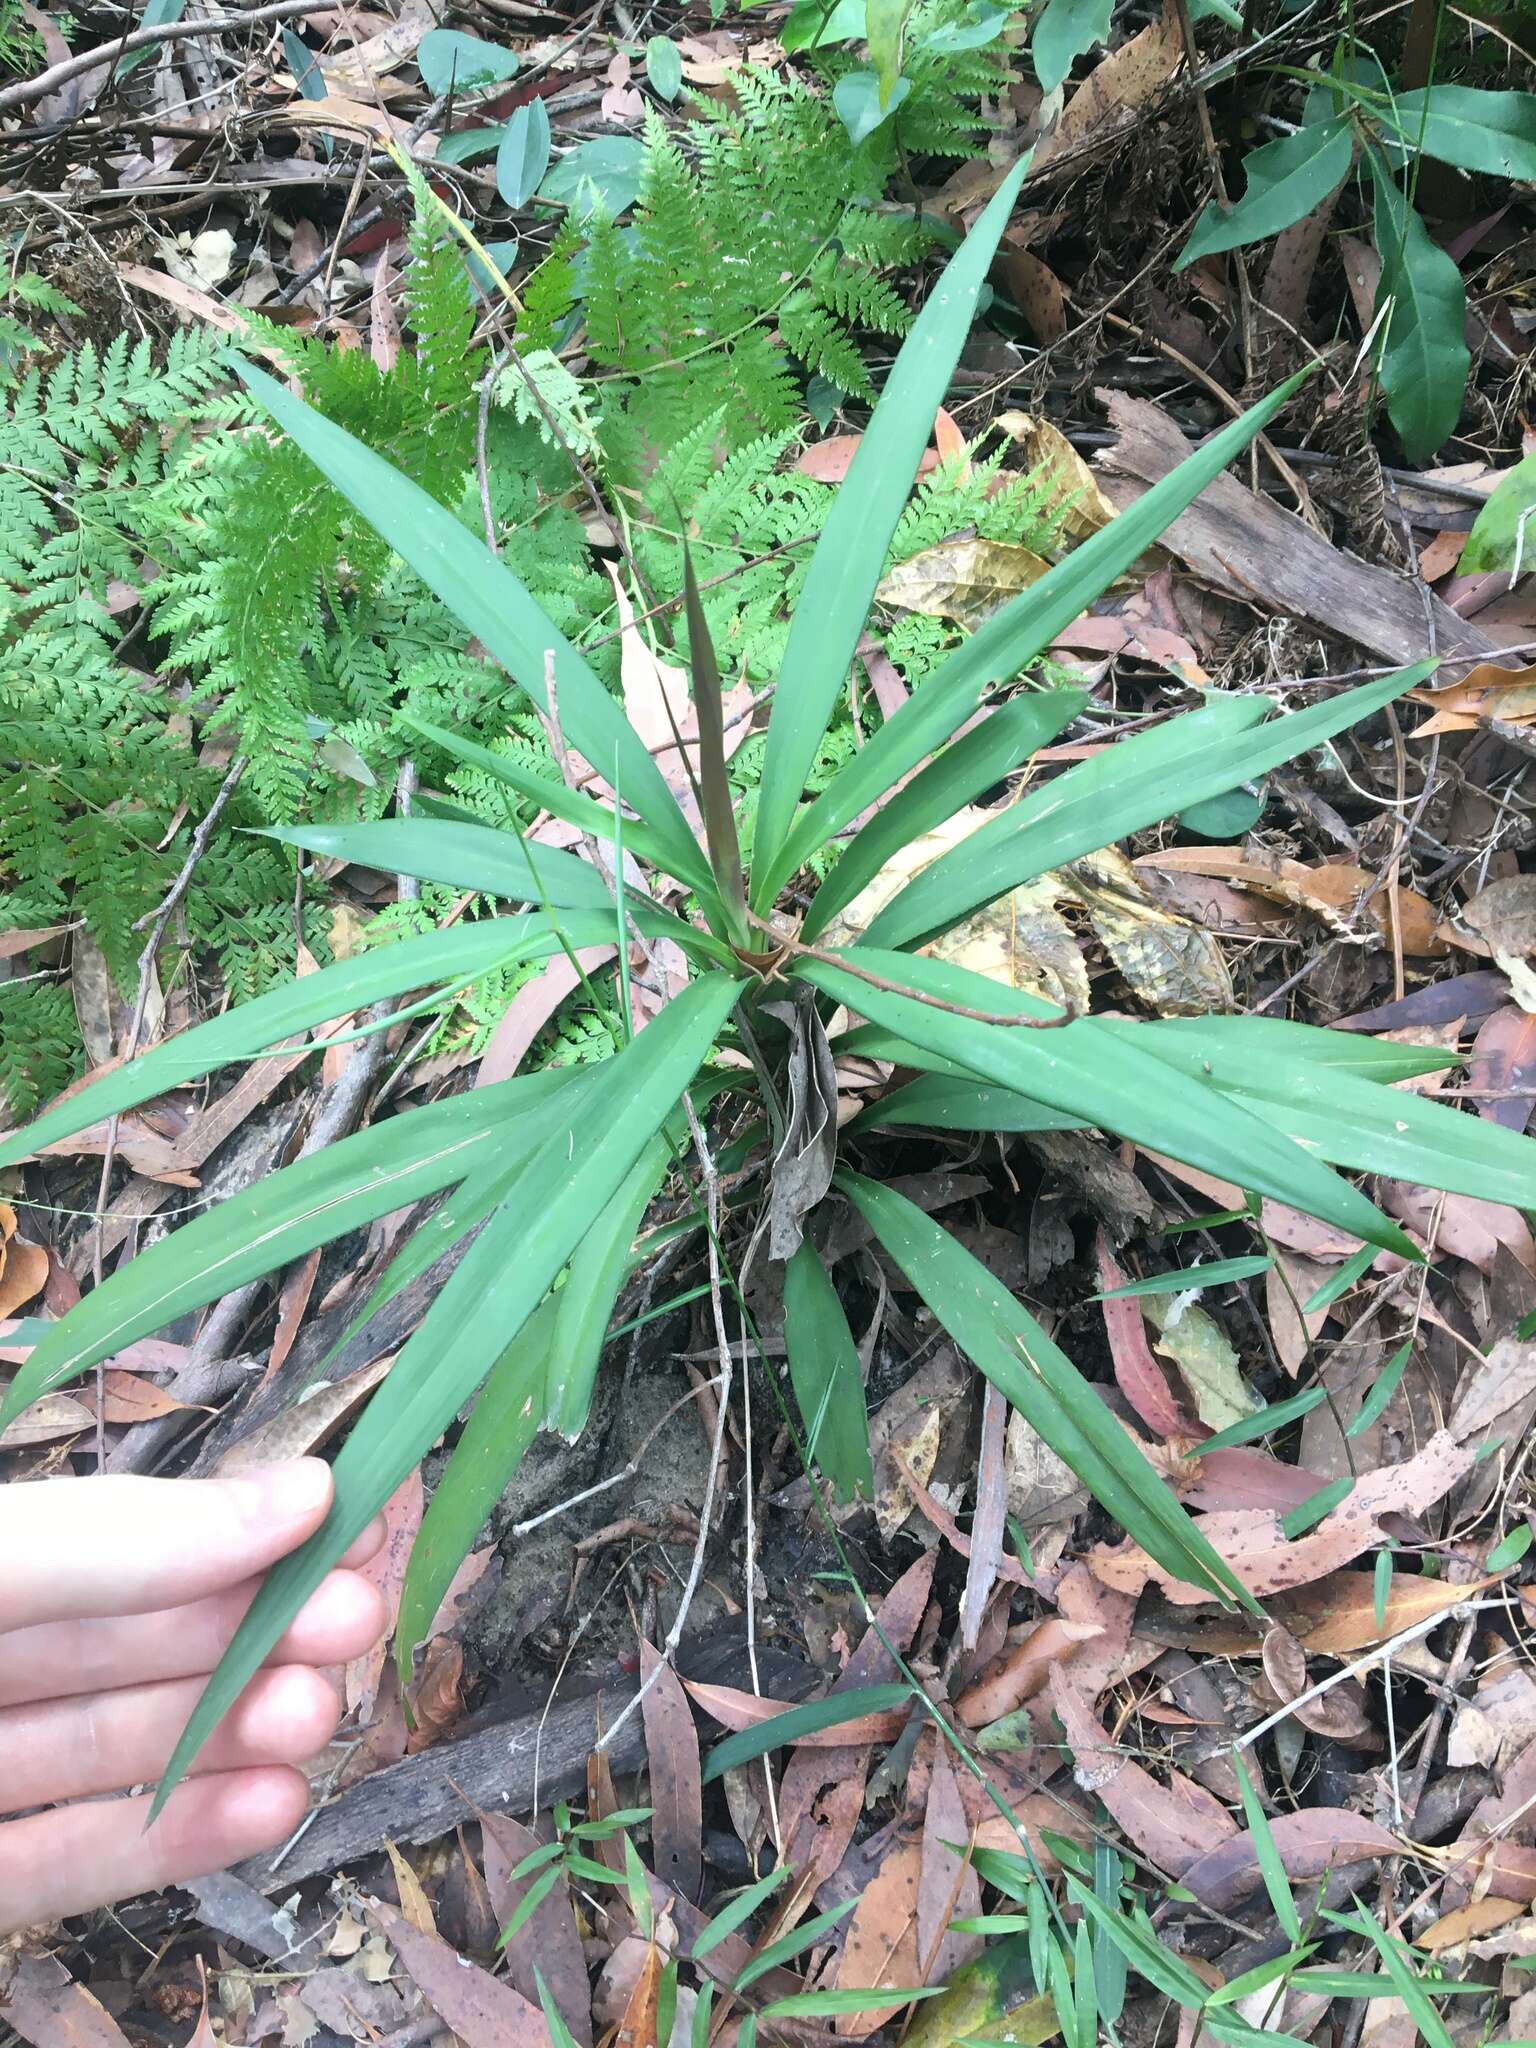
[801,689,1085,941]
[865,666,1431,950]
[799,950,1412,1255]
[1232,1753,1301,1942]
[149,971,743,1818]
[691,1864,793,1958]
[232,357,702,889]
[1191,1384,1328,1454]
[0,1070,575,1431]
[1349,1339,1411,1438]
[701,1683,917,1781]
[1093,1254,1273,1299]
[749,158,1031,903]
[735,1900,859,1990]
[783,1241,875,1502]
[0,916,579,1170]
[839,1171,1255,1608]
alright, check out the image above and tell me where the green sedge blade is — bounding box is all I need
[750,157,1030,905]
[682,541,750,945]
[150,971,743,1818]
[783,1242,875,1502]
[232,356,703,889]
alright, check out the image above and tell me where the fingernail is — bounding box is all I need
[233,1458,332,1525]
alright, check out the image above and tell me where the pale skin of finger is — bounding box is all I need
[0,1459,345,1631]
[0,1560,387,1708]
[2,1663,343,1810]
[0,1766,310,1934]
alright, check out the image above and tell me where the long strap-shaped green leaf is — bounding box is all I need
[0,914,606,1171]
[150,968,742,1817]
[749,157,1031,906]
[768,365,1317,903]
[231,358,704,893]
[0,1069,581,1431]
[864,664,1433,950]
[802,688,1086,941]
[796,947,1414,1256]
[839,1171,1256,1610]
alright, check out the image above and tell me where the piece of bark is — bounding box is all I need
[1095,390,1514,669]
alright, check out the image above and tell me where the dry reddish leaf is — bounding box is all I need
[1049,1670,1236,1876]
[217,1351,393,1472]
[641,1638,703,1902]
[932,406,970,478]
[1088,1431,1479,1602]
[83,1368,196,1424]
[1260,1626,1307,1703]
[385,1840,435,1936]
[780,1552,935,1887]
[834,1839,922,2037]
[1179,1808,1399,1912]
[918,1745,982,1981]
[480,1812,593,2046]
[1096,1232,1188,1437]
[1469,1004,1536,1132]
[368,1898,550,2048]
[616,1940,662,2048]
[0,1204,48,1320]
[1410,660,1536,735]
[1143,846,1455,955]
[796,436,941,484]
[1182,1447,1329,1515]
[995,246,1067,345]
[347,1469,424,1721]
[404,1637,465,1753]
[1182,1567,1502,1658]
[954,1618,1103,1727]
[1417,1897,1529,1952]
[0,1954,135,2046]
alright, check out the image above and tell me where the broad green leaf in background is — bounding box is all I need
[231,361,702,888]
[280,24,329,105]
[860,665,1429,950]
[867,0,915,104]
[539,135,645,219]
[1387,85,1536,180]
[832,67,912,143]
[1368,154,1469,464]
[1177,117,1353,266]
[1032,0,1111,93]
[395,1292,558,1688]
[750,156,1030,901]
[840,1172,1256,1606]
[804,950,1413,1255]
[781,0,866,47]
[783,1241,876,1501]
[262,819,644,919]
[117,0,187,77]
[918,6,1010,51]
[497,97,552,206]
[1460,449,1536,576]
[417,27,518,93]
[436,125,504,165]
[151,971,743,1815]
[0,916,589,1169]
[645,33,682,98]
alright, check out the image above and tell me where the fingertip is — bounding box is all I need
[339,1512,388,1568]
[281,1569,389,1665]
[229,1458,333,1538]
[203,1764,310,1853]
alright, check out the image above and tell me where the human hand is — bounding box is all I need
[0,1459,387,1934]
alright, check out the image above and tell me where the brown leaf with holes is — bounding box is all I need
[347,1469,423,1722]
[480,1812,592,2045]
[1088,1432,1478,1601]
[835,1839,922,2037]
[1049,1669,1236,1875]
[1140,846,1456,955]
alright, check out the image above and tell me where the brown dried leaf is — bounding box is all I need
[1293,1676,1375,1744]
[919,1745,982,1980]
[1416,1897,1529,1952]
[347,1469,423,1721]
[0,1389,94,1446]
[368,1898,550,2048]
[1260,1626,1307,1704]
[955,1619,1103,1727]
[640,1639,702,1901]
[995,411,1118,539]
[1033,11,1181,170]
[1096,1233,1188,1437]
[616,1940,663,2048]
[385,1840,435,1936]
[1410,661,1536,736]
[1142,846,1455,956]
[1179,1808,1398,1912]
[0,1954,135,2046]
[1049,1669,1236,1876]
[480,1813,592,2046]
[684,1679,910,1747]
[1064,847,1232,1015]
[1463,874,1536,1011]
[1088,1431,1479,1601]
[1448,1667,1536,1769]
[216,1351,393,1473]
[877,538,1052,630]
[404,1637,465,1753]
[834,1840,922,2037]
[1470,1004,1536,1132]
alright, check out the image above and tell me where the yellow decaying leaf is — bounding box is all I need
[995,411,1120,542]
[1064,846,1231,1015]
[1143,1293,1256,1432]
[876,537,1051,630]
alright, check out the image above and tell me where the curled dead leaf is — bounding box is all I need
[876,537,1051,630]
